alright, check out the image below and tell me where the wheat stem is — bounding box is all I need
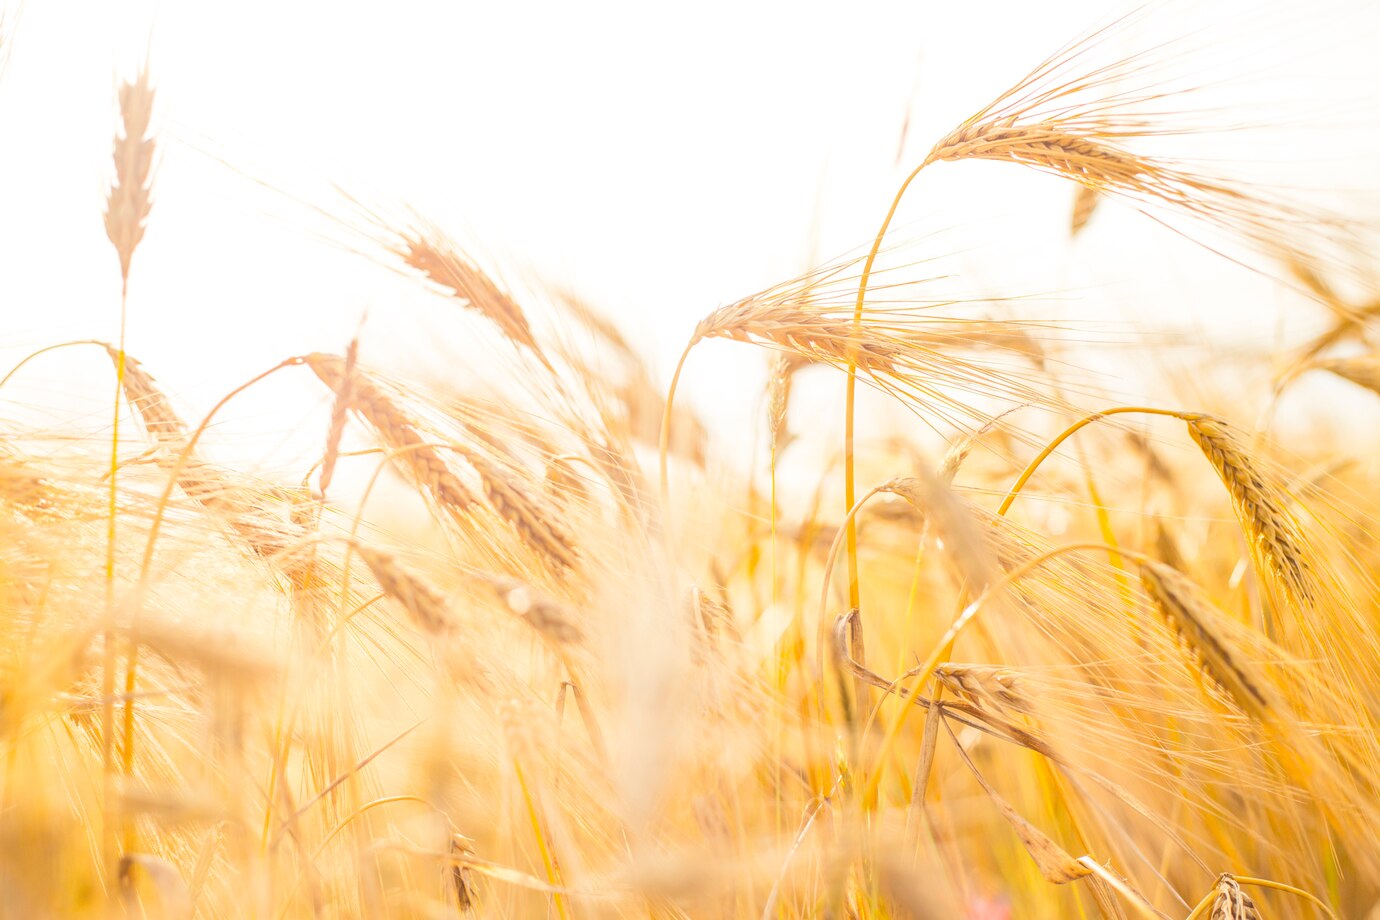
[997,406,1186,517]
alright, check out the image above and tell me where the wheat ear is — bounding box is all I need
[1209,875,1260,920]
[396,221,552,371]
[318,336,358,498]
[1183,413,1314,609]
[1138,561,1272,721]
[304,353,476,515]
[104,67,155,285]
[353,543,451,636]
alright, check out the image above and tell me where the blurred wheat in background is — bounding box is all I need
[5,0,1380,917]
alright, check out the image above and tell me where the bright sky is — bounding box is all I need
[1,0,1378,471]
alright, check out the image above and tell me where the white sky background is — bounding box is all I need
[2,0,1380,477]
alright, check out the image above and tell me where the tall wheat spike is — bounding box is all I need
[104,67,155,286]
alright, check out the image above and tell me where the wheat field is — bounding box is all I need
[6,2,1380,918]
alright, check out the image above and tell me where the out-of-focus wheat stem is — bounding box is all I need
[102,61,155,868]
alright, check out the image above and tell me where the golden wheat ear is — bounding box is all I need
[104,346,186,442]
[913,9,1362,282]
[105,65,156,284]
[396,219,554,372]
[304,352,477,515]
[1182,413,1315,611]
[1138,560,1274,721]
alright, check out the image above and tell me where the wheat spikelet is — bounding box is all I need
[765,354,804,454]
[103,346,302,559]
[554,288,638,362]
[926,121,1156,190]
[104,66,155,283]
[1138,561,1271,720]
[395,221,551,369]
[454,447,579,572]
[691,260,1067,433]
[306,353,576,568]
[695,299,901,374]
[304,352,476,514]
[1209,875,1260,920]
[353,543,450,635]
[318,336,358,497]
[913,13,1359,273]
[1183,413,1315,608]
